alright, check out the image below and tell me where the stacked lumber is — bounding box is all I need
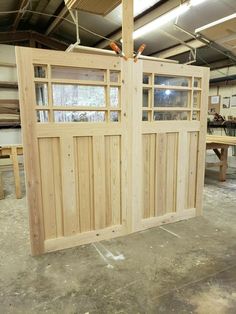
[0,99,20,127]
[206,135,236,146]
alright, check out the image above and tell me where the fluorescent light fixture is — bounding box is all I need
[190,0,207,6]
[133,3,190,40]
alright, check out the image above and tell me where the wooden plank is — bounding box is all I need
[52,138,63,237]
[122,0,134,58]
[105,135,121,226]
[141,208,196,230]
[155,133,167,216]
[166,133,177,213]
[93,135,106,229]
[60,136,77,236]
[196,67,210,216]
[142,134,155,218]
[187,132,198,209]
[176,132,188,213]
[206,135,236,146]
[38,139,57,239]
[16,47,45,255]
[75,136,94,232]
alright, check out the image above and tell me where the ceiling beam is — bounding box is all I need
[12,0,29,30]
[151,40,205,59]
[45,6,68,36]
[0,31,68,50]
[95,0,187,49]
[207,59,236,70]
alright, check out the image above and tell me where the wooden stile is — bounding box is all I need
[16,47,209,255]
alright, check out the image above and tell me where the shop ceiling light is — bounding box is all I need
[133,3,190,40]
[190,0,207,6]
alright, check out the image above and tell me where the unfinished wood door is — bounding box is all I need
[16,48,128,255]
[16,48,209,255]
[138,61,209,230]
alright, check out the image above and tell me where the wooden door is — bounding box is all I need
[16,48,128,255]
[16,48,209,255]
[139,60,209,231]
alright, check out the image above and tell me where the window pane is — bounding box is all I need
[54,111,105,122]
[51,66,105,81]
[194,78,201,88]
[153,111,188,121]
[110,111,119,122]
[34,66,47,78]
[52,85,105,107]
[110,71,119,83]
[143,89,149,107]
[35,83,48,106]
[154,89,189,107]
[192,111,200,121]
[143,74,151,84]
[110,87,119,107]
[36,110,48,122]
[154,76,189,87]
[142,111,149,121]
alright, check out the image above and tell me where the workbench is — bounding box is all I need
[206,135,236,181]
[0,145,23,199]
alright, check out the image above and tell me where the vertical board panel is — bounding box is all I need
[155,133,167,216]
[166,133,178,213]
[38,138,63,239]
[142,134,155,218]
[75,136,94,233]
[105,135,121,226]
[186,132,199,209]
[60,136,77,236]
[176,132,188,213]
[93,136,106,229]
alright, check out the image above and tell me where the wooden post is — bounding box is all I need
[11,147,22,199]
[0,171,4,200]
[220,147,228,181]
[122,0,134,59]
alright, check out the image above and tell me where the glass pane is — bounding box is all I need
[143,74,151,84]
[54,111,105,122]
[110,111,119,122]
[154,89,189,107]
[142,111,149,121]
[52,85,105,107]
[51,66,105,81]
[192,111,200,121]
[110,71,119,83]
[143,89,149,107]
[36,110,48,122]
[34,66,47,78]
[110,87,119,107]
[194,78,201,88]
[193,91,201,108]
[153,111,188,121]
[35,83,48,106]
[154,76,189,87]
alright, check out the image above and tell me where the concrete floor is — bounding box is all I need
[0,166,236,314]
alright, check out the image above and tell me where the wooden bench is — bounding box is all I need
[0,145,23,199]
[206,135,236,181]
